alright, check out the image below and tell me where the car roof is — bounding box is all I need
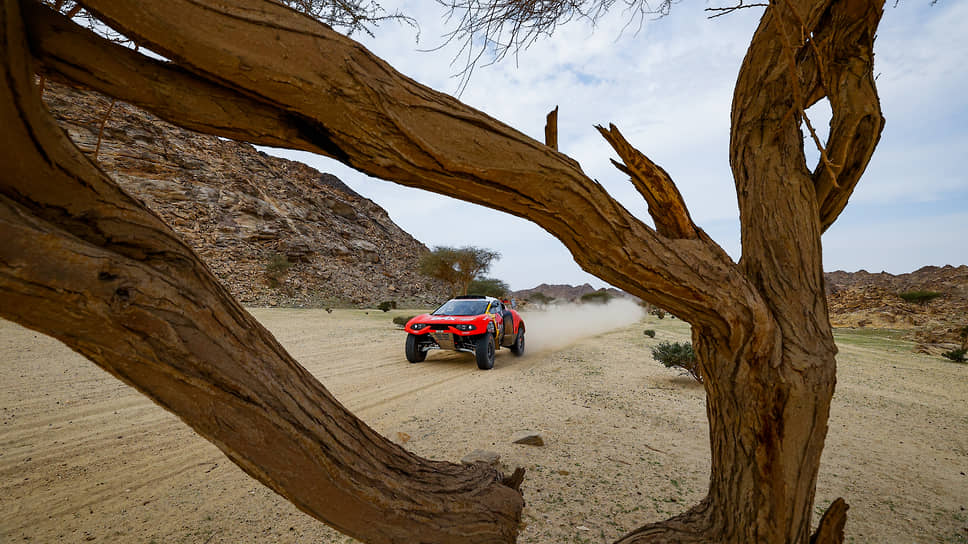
[451,295,499,302]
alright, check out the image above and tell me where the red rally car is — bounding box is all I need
[403,295,525,370]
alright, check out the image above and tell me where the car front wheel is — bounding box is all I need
[405,333,427,363]
[475,332,495,370]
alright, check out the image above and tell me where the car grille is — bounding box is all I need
[430,331,456,350]
[430,324,453,331]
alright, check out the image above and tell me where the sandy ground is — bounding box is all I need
[1,307,966,543]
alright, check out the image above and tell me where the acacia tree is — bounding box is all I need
[0,0,885,542]
[419,246,501,297]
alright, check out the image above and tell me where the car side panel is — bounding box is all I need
[510,310,524,333]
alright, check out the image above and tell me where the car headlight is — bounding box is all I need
[410,323,428,330]
[454,324,476,331]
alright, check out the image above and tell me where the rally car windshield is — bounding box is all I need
[432,300,489,316]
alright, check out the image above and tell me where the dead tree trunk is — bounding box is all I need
[4,0,884,542]
[619,0,882,540]
[0,2,523,543]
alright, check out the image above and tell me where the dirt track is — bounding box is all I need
[1,309,966,543]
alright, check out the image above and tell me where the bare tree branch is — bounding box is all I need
[72,0,763,339]
[596,123,698,240]
[769,0,843,185]
[434,0,673,92]
[276,0,415,37]
[2,2,523,542]
[40,0,413,40]
[544,105,558,150]
[704,0,768,19]
[805,0,884,231]
[23,1,333,153]
[748,0,883,232]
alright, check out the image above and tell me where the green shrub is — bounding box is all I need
[643,329,656,338]
[580,290,612,305]
[378,301,397,312]
[393,315,417,327]
[941,348,967,363]
[897,290,942,304]
[527,292,554,305]
[651,341,701,382]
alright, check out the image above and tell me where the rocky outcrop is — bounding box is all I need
[825,265,968,347]
[515,268,968,348]
[43,83,448,307]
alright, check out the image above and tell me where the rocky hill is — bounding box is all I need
[825,265,968,348]
[515,267,968,349]
[512,284,633,304]
[43,83,448,307]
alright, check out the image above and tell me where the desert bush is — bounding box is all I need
[651,308,667,319]
[941,348,967,363]
[651,341,701,382]
[897,290,942,304]
[580,290,612,304]
[643,329,656,338]
[378,301,397,312]
[527,292,554,305]
[393,315,417,327]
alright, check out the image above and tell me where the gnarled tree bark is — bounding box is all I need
[3,0,885,542]
[1,1,523,543]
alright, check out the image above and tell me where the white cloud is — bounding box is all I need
[263,1,967,289]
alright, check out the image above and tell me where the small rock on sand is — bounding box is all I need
[512,431,544,446]
[461,450,501,465]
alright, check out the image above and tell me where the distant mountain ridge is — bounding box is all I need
[44,83,449,307]
[515,266,968,347]
[512,283,631,303]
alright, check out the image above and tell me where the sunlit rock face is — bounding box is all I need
[45,83,449,307]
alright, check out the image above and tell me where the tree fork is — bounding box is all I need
[22,0,333,154]
[1,1,523,542]
[596,123,698,240]
[47,0,764,333]
[7,0,889,542]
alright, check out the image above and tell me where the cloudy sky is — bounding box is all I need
[266,0,966,291]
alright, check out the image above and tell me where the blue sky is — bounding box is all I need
[266,0,967,290]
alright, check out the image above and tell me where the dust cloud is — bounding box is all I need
[520,298,645,353]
